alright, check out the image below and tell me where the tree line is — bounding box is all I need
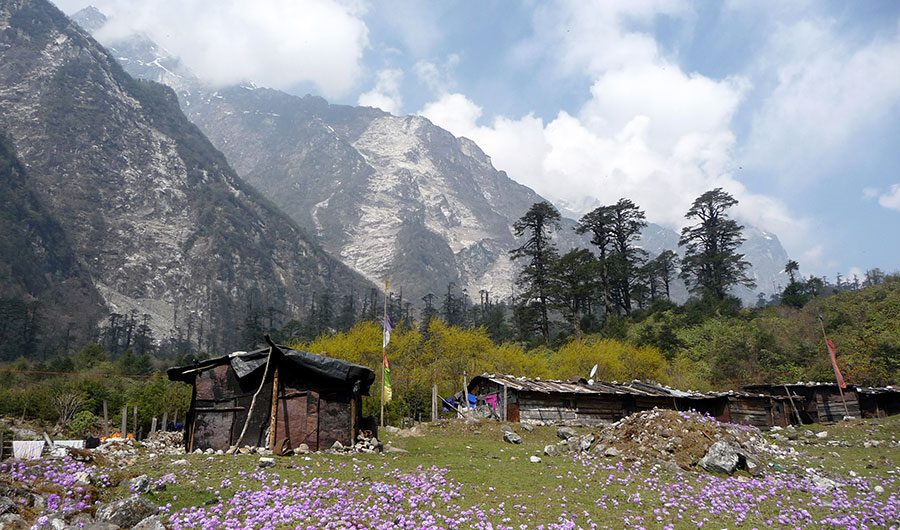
[510,188,755,344]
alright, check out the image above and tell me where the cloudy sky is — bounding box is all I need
[54,0,900,279]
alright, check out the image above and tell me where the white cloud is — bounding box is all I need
[413,54,460,94]
[81,0,369,97]
[862,187,880,199]
[877,184,900,211]
[743,17,900,188]
[357,68,404,114]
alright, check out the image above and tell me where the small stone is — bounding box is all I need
[500,424,514,433]
[557,427,577,440]
[296,443,310,454]
[874,485,885,494]
[521,423,534,432]
[529,455,542,463]
[124,474,150,494]
[0,497,16,516]
[604,446,621,458]
[816,431,829,439]
[579,434,594,452]
[258,457,276,468]
[503,431,522,444]
[543,444,559,456]
[384,426,400,434]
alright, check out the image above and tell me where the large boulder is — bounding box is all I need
[698,442,740,474]
[96,496,158,528]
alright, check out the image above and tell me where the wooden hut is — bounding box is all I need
[852,386,900,419]
[468,374,633,425]
[743,383,861,423]
[167,341,375,454]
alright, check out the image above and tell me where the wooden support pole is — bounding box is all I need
[162,412,168,432]
[432,384,438,422]
[784,385,803,425]
[462,372,469,418]
[120,406,127,436]
[268,366,280,450]
[102,401,109,437]
[133,406,138,440]
[151,417,158,434]
[502,384,508,422]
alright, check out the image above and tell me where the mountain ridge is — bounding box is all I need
[70,6,791,305]
[0,0,373,354]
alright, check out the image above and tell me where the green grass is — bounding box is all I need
[112,417,900,529]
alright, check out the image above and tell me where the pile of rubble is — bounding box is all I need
[141,430,184,455]
[543,409,775,475]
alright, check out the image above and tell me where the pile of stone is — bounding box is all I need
[594,409,770,474]
[333,431,383,454]
[94,438,139,459]
[141,430,184,454]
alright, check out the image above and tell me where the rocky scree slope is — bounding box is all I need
[0,0,372,351]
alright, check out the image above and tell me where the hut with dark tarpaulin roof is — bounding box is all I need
[168,340,375,454]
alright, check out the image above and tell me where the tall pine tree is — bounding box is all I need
[510,201,561,343]
[678,188,754,300]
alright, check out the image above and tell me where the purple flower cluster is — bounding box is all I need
[0,458,99,515]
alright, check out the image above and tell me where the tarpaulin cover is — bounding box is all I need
[167,344,375,395]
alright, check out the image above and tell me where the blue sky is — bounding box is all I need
[56,0,900,279]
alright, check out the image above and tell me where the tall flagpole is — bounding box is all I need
[380,279,388,428]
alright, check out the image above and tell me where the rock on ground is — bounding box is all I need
[133,514,166,530]
[503,431,523,444]
[557,427,577,440]
[698,441,740,474]
[95,495,158,528]
[543,444,559,456]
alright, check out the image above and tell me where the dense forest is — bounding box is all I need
[1,189,897,431]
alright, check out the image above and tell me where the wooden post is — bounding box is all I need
[150,417,158,434]
[462,372,468,417]
[102,401,109,437]
[133,406,138,440]
[0,431,4,461]
[161,412,168,432]
[784,385,803,425]
[431,384,438,422]
[268,366,280,450]
[120,406,127,436]
[502,384,508,422]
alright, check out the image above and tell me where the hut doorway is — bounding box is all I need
[274,389,320,453]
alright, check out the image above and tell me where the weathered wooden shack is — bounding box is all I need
[167,341,375,454]
[856,386,900,418]
[743,383,861,423]
[468,374,798,429]
[468,374,633,425]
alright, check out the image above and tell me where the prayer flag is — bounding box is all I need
[826,339,847,389]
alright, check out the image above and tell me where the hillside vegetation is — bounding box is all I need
[2,276,897,431]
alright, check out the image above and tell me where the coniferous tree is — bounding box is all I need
[652,250,679,301]
[678,188,755,300]
[607,199,648,313]
[510,201,561,343]
[550,248,600,335]
[576,206,614,316]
